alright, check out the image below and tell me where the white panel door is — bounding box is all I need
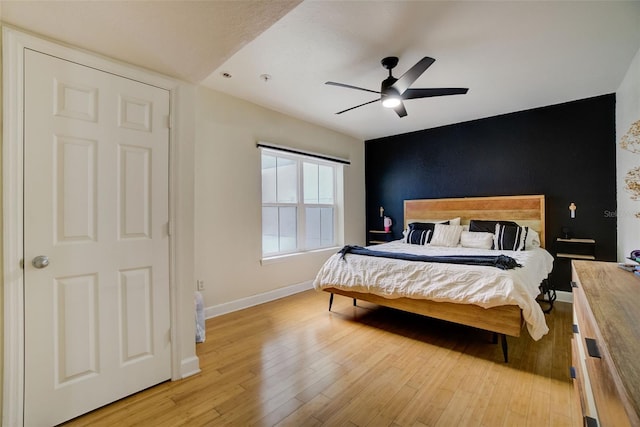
[23,49,171,426]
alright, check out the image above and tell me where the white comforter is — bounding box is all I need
[313,241,554,340]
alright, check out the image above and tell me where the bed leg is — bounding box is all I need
[536,278,556,314]
[353,298,357,307]
[501,334,509,363]
[328,293,334,311]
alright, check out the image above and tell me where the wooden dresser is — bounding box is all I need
[571,261,640,426]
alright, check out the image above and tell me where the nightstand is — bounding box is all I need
[555,238,596,260]
[368,230,393,245]
[551,237,596,291]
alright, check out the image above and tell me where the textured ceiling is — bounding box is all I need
[2,1,640,140]
[0,0,301,82]
[202,1,640,140]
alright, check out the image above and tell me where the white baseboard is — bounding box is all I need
[179,356,201,379]
[555,290,573,304]
[205,280,314,319]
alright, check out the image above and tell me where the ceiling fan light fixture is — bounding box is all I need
[326,56,468,117]
[382,96,401,108]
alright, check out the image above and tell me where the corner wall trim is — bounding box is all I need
[205,280,314,319]
[180,356,201,379]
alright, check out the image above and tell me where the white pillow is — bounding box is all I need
[430,224,463,247]
[460,231,494,249]
[526,229,541,249]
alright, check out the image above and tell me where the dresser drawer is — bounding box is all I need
[572,288,593,339]
[585,352,632,427]
[572,308,600,423]
[571,336,587,418]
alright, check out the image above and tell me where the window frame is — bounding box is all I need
[261,147,341,258]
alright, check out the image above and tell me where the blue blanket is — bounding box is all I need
[337,245,522,270]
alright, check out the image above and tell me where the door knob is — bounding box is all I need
[32,255,49,269]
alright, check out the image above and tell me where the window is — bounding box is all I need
[261,147,341,257]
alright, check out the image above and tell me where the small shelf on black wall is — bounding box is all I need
[555,238,596,260]
[368,230,393,245]
[550,237,597,291]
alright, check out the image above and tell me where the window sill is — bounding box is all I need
[261,246,340,266]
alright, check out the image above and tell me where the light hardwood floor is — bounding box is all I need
[63,290,580,426]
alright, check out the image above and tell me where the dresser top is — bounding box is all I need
[573,260,640,417]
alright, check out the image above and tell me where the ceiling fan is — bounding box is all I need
[326,56,468,118]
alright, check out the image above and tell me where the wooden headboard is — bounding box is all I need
[404,195,546,248]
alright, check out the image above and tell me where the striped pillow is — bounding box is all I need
[404,221,441,245]
[405,229,432,245]
[494,224,529,251]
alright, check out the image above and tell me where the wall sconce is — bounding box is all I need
[569,202,577,218]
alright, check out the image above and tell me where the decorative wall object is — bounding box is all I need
[620,119,640,218]
[624,166,640,201]
[620,119,640,154]
[615,46,640,261]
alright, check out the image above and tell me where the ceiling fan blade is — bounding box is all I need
[391,57,435,95]
[403,87,469,100]
[325,81,381,95]
[335,98,379,115]
[393,101,407,118]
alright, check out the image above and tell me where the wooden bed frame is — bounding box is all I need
[323,194,547,362]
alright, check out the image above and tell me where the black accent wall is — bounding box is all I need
[365,94,617,291]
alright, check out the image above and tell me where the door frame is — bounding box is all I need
[2,26,189,426]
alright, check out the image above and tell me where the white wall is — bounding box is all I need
[194,86,365,313]
[616,46,640,261]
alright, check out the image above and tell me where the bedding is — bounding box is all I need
[337,245,523,269]
[403,221,449,245]
[469,219,518,233]
[313,240,554,340]
[460,231,494,249]
[494,224,529,251]
[429,224,464,247]
[405,228,432,245]
[405,223,435,244]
